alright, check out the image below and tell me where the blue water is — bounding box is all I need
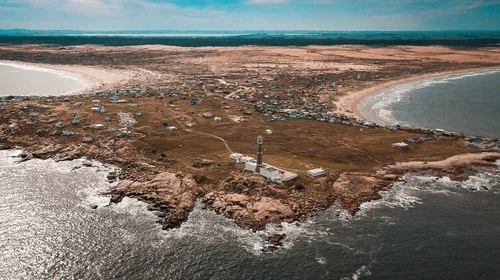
[359,69,500,139]
[1,150,499,279]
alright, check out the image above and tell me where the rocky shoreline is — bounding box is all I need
[2,134,499,237]
[2,44,500,246]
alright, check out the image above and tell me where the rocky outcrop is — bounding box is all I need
[2,124,499,235]
[267,233,286,246]
[333,173,393,214]
[192,158,215,168]
[113,172,200,229]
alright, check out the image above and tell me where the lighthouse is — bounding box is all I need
[256,135,263,172]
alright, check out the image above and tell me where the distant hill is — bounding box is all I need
[1,30,499,47]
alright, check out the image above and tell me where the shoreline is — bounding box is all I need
[0,60,131,96]
[334,66,500,122]
[1,44,500,234]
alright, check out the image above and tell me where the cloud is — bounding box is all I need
[247,0,289,4]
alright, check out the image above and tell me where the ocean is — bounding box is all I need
[1,150,499,279]
[1,30,499,47]
[358,69,500,139]
[0,62,89,96]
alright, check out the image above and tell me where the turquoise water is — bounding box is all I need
[359,69,500,139]
[0,63,89,96]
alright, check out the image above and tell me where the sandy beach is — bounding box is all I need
[0,60,133,95]
[332,66,500,121]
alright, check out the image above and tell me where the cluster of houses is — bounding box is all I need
[465,137,500,151]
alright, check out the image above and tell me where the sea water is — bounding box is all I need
[0,62,90,96]
[1,150,499,279]
[358,69,500,139]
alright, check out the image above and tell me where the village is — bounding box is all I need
[1,76,500,186]
[2,43,500,233]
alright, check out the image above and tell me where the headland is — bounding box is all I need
[1,43,499,240]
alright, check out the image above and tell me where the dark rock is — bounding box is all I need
[192,158,214,168]
[110,192,125,203]
[266,233,286,246]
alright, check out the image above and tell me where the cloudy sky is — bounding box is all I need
[0,0,498,31]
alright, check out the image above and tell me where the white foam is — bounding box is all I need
[341,265,372,280]
[316,256,327,265]
[461,173,499,192]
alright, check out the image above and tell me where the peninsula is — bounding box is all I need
[1,44,500,236]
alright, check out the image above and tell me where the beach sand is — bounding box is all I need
[332,67,500,121]
[0,60,134,95]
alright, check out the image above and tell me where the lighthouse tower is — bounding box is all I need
[256,135,263,172]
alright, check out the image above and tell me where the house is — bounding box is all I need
[244,159,257,172]
[230,153,243,162]
[465,138,496,149]
[61,130,74,136]
[203,112,213,118]
[55,122,64,128]
[187,122,196,128]
[92,124,104,129]
[259,166,281,182]
[91,107,100,112]
[307,168,325,177]
[214,117,222,122]
[240,156,254,163]
[82,137,93,143]
[434,129,445,137]
[119,128,132,136]
[392,142,409,149]
[167,126,178,131]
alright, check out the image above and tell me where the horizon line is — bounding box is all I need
[1,29,500,33]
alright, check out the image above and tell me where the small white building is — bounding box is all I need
[240,156,254,163]
[92,123,105,129]
[91,107,100,112]
[307,168,325,177]
[245,160,257,172]
[435,128,445,137]
[260,166,282,182]
[392,142,409,149]
[214,117,222,122]
[167,126,178,131]
[230,153,243,162]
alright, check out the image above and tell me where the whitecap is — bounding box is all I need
[316,256,327,265]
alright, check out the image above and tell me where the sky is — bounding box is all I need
[0,0,499,31]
